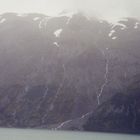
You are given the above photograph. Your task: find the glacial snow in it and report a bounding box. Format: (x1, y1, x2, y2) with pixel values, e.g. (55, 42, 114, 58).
(33, 17, 40, 21)
(53, 42, 59, 47)
(0, 18, 6, 24)
(134, 22, 139, 29)
(54, 29, 63, 37)
(108, 30, 116, 37)
(112, 37, 117, 40)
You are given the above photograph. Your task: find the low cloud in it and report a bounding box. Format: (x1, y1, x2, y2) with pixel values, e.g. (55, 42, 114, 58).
(0, 0, 140, 20)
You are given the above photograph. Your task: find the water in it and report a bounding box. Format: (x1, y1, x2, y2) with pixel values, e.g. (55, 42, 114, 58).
(0, 128, 139, 140)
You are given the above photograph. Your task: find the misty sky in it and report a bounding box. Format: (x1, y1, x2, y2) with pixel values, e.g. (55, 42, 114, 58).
(0, 0, 140, 21)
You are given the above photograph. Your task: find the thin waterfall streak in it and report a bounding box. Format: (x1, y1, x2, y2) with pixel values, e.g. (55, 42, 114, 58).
(97, 49, 109, 105)
(55, 120, 72, 130)
(55, 111, 92, 130)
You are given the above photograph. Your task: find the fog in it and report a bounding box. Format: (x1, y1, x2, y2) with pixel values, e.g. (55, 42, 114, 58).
(0, 0, 140, 21)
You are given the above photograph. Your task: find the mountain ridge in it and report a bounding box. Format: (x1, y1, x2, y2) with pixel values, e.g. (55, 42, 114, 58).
(0, 12, 139, 134)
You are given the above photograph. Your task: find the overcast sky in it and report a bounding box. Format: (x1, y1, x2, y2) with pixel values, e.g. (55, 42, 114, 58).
(0, 0, 140, 21)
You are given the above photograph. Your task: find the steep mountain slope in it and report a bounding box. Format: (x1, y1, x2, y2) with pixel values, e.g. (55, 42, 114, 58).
(60, 90, 140, 134)
(83, 90, 140, 134)
(0, 12, 139, 133)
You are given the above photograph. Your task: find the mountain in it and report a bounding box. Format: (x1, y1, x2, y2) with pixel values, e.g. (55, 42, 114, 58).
(0, 12, 139, 133)
(59, 90, 140, 134)
(83, 91, 140, 134)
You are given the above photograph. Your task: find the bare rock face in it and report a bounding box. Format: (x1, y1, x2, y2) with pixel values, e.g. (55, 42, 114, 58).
(61, 91, 140, 134)
(83, 91, 140, 134)
(0, 12, 140, 133)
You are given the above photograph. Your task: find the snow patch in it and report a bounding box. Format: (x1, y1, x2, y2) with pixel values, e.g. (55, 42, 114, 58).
(54, 29, 63, 37)
(39, 17, 51, 29)
(53, 42, 60, 47)
(63, 12, 74, 24)
(108, 30, 115, 37)
(0, 18, 6, 24)
(66, 16, 73, 24)
(112, 37, 117, 40)
(134, 22, 139, 29)
(111, 22, 127, 30)
(33, 17, 40, 21)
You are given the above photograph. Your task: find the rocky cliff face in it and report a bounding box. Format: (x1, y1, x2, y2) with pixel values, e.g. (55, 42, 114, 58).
(83, 91, 140, 134)
(0, 12, 140, 133)
(60, 91, 140, 134)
